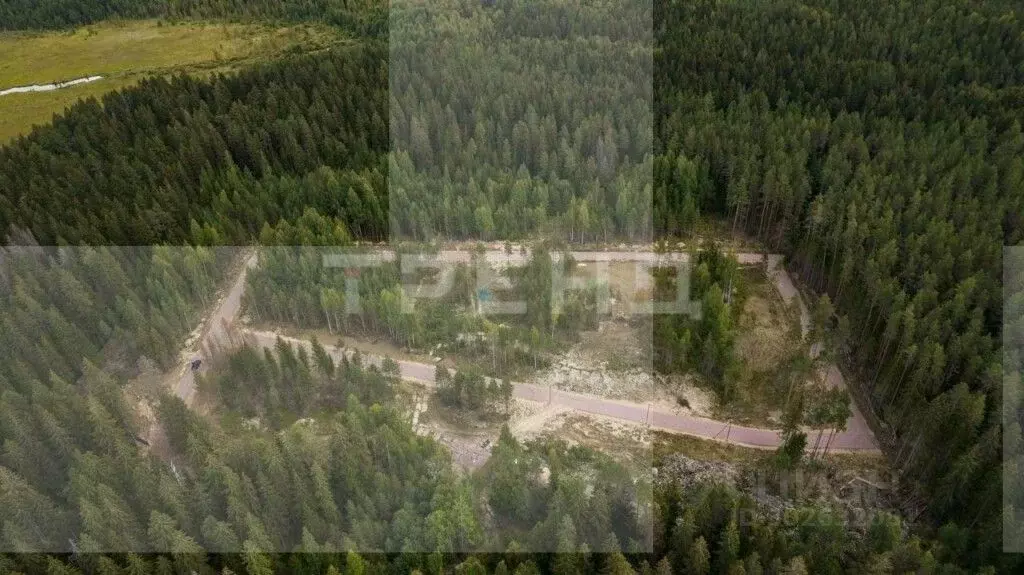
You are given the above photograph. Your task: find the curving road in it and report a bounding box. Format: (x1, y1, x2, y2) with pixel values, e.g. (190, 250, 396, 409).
(765, 255, 877, 450)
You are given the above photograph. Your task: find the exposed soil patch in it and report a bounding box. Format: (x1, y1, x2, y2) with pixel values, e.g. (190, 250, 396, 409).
(658, 453, 740, 489)
(268, 325, 426, 362)
(656, 437, 898, 530)
(533, 320, 655, 400)
(571, 259, 651, 317)
(511, 407, 651, 467)
(577, 319, 650, 370)
(508, 401, 570, 441)
(651, 373, 715, 417)
(414, 402, 495, 472)
(544, 412, 652, 465)
(412, 388, 539, 472)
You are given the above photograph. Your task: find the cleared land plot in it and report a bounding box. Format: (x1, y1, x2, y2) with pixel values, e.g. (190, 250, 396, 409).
(0, 20, 346, 141)
(654, 431, 896, 515)
(568, 259, 652, 317)
(735, 266, 802, 371)
(714, 265, 809, 427)
(412, 388, 530, 472)
(536, 410, 651, 466)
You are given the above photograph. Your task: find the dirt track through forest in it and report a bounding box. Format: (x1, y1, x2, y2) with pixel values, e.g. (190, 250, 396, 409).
(167, 248, 879, 453)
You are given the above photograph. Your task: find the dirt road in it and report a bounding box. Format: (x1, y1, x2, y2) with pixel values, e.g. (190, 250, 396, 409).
(766, 255, 876, 449)
(168, 246, 876, 452)
(243, 330, 878, 452)
(347, 247, 766, 267)
(171, 252, 257, 406)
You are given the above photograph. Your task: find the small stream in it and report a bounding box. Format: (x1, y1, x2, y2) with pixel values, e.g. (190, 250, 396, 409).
(0, 75, 104, 97)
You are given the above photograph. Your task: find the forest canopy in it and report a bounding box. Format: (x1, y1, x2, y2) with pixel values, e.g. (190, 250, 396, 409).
(0, 0, 387, 33)
(0, 0, 1021, 572)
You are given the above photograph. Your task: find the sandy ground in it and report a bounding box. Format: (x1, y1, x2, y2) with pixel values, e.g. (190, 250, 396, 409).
(414, 389, 655, 472)
(414, 420, 493, 472)
(529, 319, 715, 419)
(651, 373, 715, 417)
(508, 401, 571, 440)
(532, 320, 655, 399)
(410, 393, 545, 472)
(519, 407, 653, 465)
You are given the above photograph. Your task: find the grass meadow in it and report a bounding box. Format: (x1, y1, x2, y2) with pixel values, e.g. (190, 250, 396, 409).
(0, 19, 346, 142)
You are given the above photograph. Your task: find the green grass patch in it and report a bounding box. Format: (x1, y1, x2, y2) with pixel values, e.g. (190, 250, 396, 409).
(654, 430, 888, 476)
(653, 430, 769, 467)
(0, 19, 348, 142)
(716, 265, 808, 426)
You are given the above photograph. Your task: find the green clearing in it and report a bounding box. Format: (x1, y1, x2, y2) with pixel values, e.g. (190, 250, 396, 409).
(0, 19, 346, 142)
(714, 265, 809, 427)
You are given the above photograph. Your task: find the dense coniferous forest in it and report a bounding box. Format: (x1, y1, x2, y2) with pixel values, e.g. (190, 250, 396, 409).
(655, 0, 1024, 568)
(1006, 247, 1024, 559)
(0, 0, 1021, 572)
(0, 0, 386, 33)
(652, 246, 743, 401)
(0, 45, 388, 245)
(388, 0, 654, 241)
(2, 333, 654, 556)
(0, 246, 225, 383)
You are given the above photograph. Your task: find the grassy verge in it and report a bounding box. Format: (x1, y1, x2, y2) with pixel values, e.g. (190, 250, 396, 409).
(654, 430, 768, 466)
(654, 430, 888, 475)
(0, 19, 347, 142)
